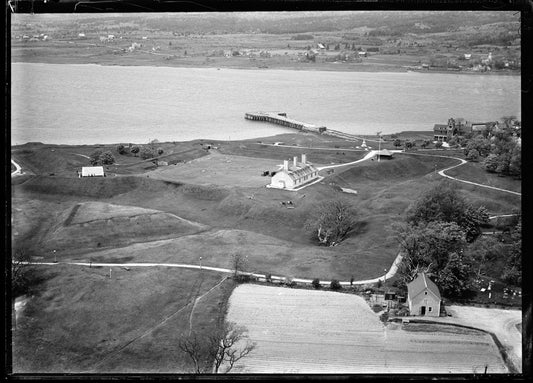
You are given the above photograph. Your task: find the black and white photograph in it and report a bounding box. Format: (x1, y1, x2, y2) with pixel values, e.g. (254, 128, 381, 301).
(7, 3, 527, 377)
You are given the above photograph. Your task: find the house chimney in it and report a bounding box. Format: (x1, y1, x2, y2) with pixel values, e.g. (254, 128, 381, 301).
(293, 156, 298, 168)
(283, 160, 289, 172)
(301, 154, 307, 165)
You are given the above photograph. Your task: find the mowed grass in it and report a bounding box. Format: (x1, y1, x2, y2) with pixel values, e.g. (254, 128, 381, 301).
(12, 265, 236, 373)
(444, 160, 521, 193)
(226, 284, 508, 373)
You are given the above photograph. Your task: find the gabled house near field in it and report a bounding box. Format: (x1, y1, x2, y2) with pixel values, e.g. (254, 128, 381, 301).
(80, 166, 105, 177)
(407, 272, 441, 317)
(270, 154, 319, 190)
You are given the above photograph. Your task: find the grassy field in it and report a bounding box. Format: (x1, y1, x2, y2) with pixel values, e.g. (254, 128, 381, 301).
(12, 265, 237, 373)
(225, 284, 508, 373)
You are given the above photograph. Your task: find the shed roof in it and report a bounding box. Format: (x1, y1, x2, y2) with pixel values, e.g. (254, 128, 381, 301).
(407, 272, 441, 300)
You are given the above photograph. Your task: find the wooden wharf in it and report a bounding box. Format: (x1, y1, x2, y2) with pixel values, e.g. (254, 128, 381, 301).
(245, 112, 327, 134)
(245, 112, 362, 142)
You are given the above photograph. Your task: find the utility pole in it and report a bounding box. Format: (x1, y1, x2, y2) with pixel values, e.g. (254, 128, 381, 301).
(377, 131, 382, 162)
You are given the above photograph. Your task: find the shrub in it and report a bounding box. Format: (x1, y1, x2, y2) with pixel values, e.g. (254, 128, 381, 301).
(234, 274, 251, 283)
(311, 278, 321, 289)
(265, 273, 272, 283)
(379, 311, 389, 323)
(435, 141, 443, 149)
(116, 144, 127, 155)
(330, 279, 342, 290)
(372, 304, 383, 313)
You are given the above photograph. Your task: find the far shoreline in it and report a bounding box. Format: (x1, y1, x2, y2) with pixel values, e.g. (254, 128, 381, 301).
(10, 59, 521, 77)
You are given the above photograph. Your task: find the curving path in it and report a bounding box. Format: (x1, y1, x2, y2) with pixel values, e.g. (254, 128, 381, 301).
(11, 159, 23, 176)
(399, 152, 521, 196)
(21, 251, 403, 288)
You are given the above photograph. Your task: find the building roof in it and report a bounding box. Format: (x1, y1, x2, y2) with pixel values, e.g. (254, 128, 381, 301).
(407, 272, 441, 300)
(375, 149, 393, 157)
(81, 166, 104, 176)
(288, 164, 318, 181)
(433, 124, 448, 132)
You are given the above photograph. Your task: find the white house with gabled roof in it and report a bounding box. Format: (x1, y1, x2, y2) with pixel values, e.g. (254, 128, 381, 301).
(407, 272, 441, 317)
(270, 154, 319, 190)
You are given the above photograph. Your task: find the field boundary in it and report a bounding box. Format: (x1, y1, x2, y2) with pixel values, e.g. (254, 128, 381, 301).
(390, 318, 518, 373)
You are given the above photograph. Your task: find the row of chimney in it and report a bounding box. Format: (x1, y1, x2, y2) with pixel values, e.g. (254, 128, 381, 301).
(283, 153, 307, 171)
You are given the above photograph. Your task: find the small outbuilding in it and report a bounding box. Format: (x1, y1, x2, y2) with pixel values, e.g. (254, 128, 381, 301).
(407, 272, 441, 317)
(374, 149, 393, 159)
(81, 166, 105, 177)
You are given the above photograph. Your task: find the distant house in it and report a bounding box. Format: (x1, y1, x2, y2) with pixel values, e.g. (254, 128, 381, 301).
(464, 53, 472, 60)
(270, 154, 319, 190)
(358, 51, 368, 57)
(107, 34, 115, 40)
(433, 118, 472, 141)
(81, 166, 105, 177)
(78, 33, 86, 38)
(433, 124, 450, 142)
(407, 272, 441, 317)
(317, 43, 325, 50)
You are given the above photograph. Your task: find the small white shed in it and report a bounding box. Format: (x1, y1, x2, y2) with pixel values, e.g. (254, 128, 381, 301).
(81, 166, 105, 177)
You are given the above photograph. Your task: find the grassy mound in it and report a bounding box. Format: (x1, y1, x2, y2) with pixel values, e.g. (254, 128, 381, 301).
(41, 201, 208, 253)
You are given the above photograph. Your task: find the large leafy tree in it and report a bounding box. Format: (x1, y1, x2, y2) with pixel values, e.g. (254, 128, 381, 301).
(305, 200, 358, 246)
(437, 251, 474, 298)
(406, 181, 488, 243)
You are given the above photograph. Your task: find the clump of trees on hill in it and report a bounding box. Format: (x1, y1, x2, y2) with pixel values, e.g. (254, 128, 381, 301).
(458, 117, 521, 179)
(89, 149, 115, 165)
(116, 141, 164, 160)
(305, 200, 358, 247)
(393, 181, 520, 299)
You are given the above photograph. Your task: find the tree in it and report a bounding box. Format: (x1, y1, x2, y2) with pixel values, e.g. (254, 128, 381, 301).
(393, 221, 468, 294)
(140, 146, 156, 160)
(305, 200, 357, 246)
(131, 146, 140, 157)
(483, 154, 499, 173)
(406, 181, 488, 242)
(463, 137, 491, 157)
(330, 279, 342, 290)
(508, 146, 521, 179)
(89, 149, 103, 165)
(231, 253, 247, 278)
(312, 278, 321, 289)
(99, 151, 115, 165)
(404, 140, 414, 150)
(437, 251, 474, 298)
(466, 236, 504, 279)
(157, 147, 164, 155)
(420, 140, 431, 149)
(435, 141, 443, 149)
(502, 215, 521, 285)
(465, 149, 479, 162)
(179, 321, 256, 373)
(393, 138, 402, 147)
(116, 144, 127, 155)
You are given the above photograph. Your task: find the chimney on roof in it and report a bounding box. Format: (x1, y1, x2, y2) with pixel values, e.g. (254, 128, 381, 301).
(283, 160, 289, 172)
(293, 156, 298, 168)
(301, 154, 307, 165)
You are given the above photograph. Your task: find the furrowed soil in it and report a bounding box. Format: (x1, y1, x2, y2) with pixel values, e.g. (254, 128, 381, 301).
(225, 284, 508, 374)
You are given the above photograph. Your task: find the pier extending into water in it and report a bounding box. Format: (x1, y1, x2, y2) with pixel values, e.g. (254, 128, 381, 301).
(245, 112, 361, 142)
(245, 112, 327, 134)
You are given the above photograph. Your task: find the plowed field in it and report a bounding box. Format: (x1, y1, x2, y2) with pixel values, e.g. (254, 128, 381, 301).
(225, 285, 508, 374)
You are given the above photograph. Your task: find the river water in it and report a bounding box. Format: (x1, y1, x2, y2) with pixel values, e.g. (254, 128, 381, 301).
(11, 63, 520, 145)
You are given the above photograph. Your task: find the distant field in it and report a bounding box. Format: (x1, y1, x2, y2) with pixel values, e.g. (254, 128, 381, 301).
(226, 284, 508, 373)
(444, 161, 521, 193)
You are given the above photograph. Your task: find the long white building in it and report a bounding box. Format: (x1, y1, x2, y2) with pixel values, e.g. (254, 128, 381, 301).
(270, 154, 319, 190)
